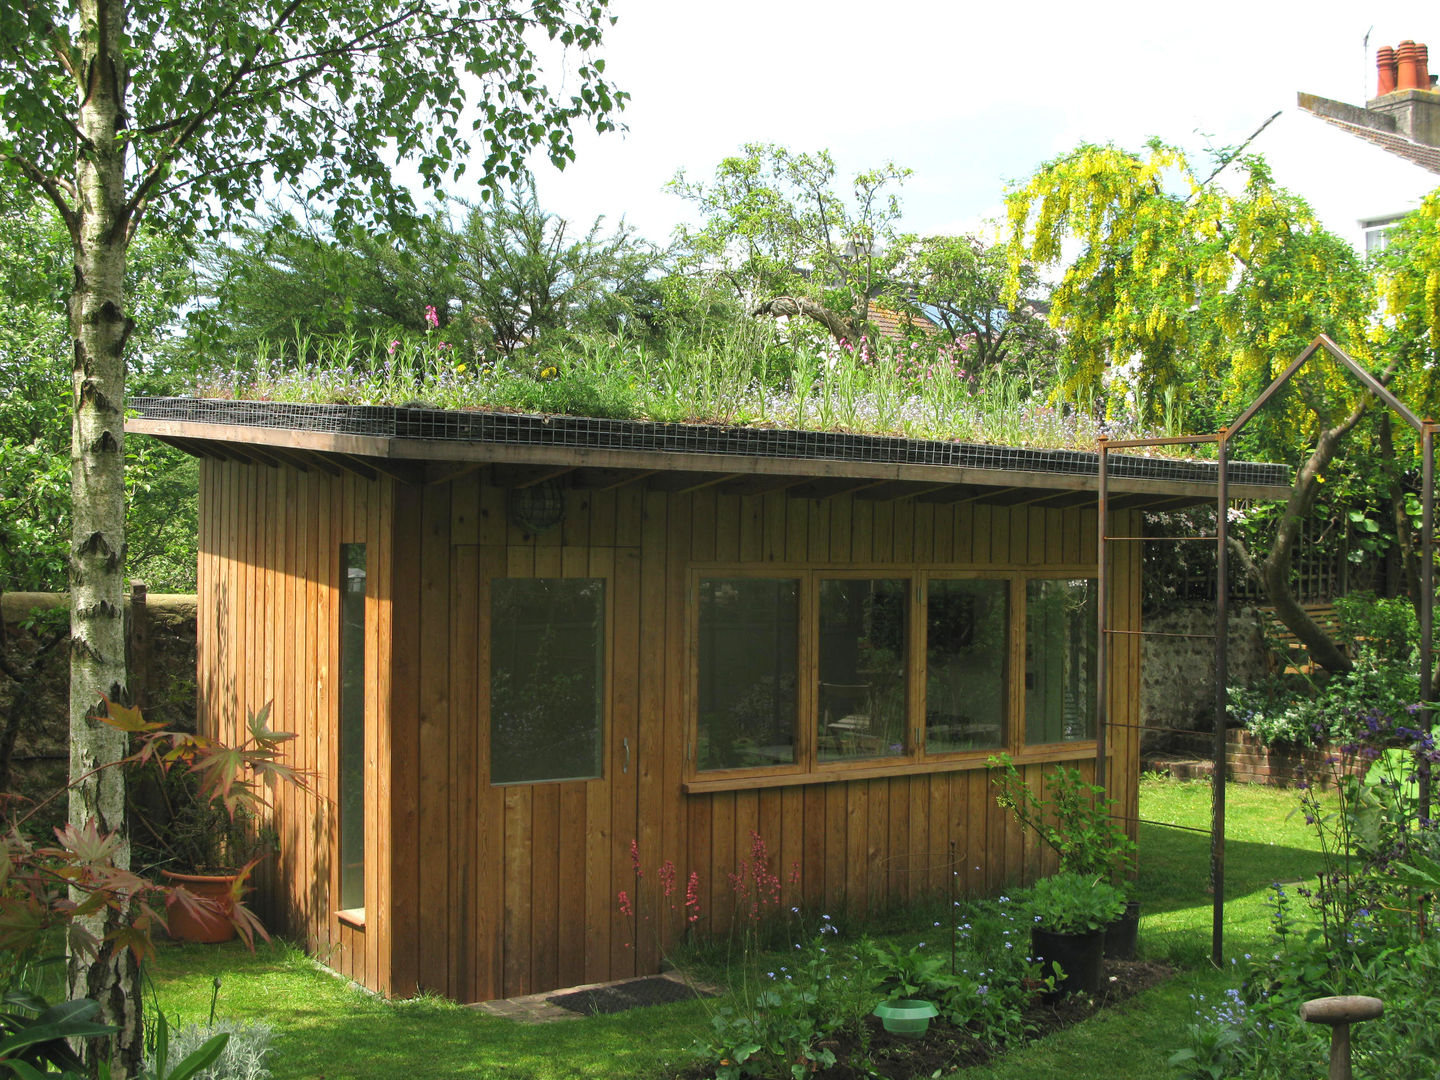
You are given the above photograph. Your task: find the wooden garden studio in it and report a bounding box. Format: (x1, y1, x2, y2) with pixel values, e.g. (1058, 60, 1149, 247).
(127, 398, 1291, 1003)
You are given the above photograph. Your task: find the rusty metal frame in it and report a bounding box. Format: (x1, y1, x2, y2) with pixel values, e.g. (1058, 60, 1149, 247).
(1097, 334, 1436, 968)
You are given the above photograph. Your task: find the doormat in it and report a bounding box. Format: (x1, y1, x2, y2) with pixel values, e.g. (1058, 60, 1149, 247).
(547, 975, 714, 1015)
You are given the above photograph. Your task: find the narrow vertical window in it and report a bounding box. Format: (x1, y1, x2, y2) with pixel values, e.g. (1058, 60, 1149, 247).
(697, 578, 798, 771)
(925, 579, 1009, 752)
(818, 578, 907, 762)
(1025, 579, 1098, 744)
(338, 543, 366, 913)
(490, 578, 605, 784)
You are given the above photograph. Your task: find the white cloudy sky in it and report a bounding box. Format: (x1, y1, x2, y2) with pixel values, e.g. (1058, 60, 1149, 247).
(453, 1, 1440, 250)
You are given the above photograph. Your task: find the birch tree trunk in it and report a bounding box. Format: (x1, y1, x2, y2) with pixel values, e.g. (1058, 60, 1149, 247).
(67, 0, 141, 1074)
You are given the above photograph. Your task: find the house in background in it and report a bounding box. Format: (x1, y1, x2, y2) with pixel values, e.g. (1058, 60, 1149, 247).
(129, 398, 1290, 1003)
(1288, 38, 1440, 251)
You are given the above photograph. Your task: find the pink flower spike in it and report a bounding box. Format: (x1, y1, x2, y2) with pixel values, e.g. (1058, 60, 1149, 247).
(424, 304, 439, 329)
(618, 889, 632, 918)
(387, 340, 399, 354)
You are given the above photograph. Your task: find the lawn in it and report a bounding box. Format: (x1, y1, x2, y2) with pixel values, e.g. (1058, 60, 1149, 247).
(147, 778, 1329, 1080)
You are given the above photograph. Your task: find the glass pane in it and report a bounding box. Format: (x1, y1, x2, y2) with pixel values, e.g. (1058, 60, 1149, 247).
(338, 543, 366, 911)
(491, 578, 605, 784)
(925, 579, 1008, 753)
(697, 579, 798, 771)
(1026, 579, 1098, 744)
(818, 579, 907, 762)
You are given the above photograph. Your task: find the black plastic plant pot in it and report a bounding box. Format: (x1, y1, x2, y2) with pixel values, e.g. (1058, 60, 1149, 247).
(1031, 927, 1106, 995)
(1103, 900, 1141, 961)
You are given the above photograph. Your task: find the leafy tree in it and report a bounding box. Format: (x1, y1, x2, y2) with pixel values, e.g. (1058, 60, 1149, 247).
(669, 144, 910, 343)
(0, 194, 196, 595)
(1006, 141, 1393, 671)
(0, 1, 623, 1071)
(886, 233, 1061, 390)
(195, 184, 665, 367)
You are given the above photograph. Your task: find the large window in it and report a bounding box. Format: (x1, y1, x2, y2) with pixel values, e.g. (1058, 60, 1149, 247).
(693, 569, 1100, 779)
(490, 578, 605, 784)
(697, 578, 798, 770)
(926, 579, 1008, 753)
(338, 543, 366, 913)
(1025, 579, 1098, 744)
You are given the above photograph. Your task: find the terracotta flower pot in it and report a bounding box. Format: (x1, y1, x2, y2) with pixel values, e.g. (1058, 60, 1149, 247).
(162, 870, 239, 944)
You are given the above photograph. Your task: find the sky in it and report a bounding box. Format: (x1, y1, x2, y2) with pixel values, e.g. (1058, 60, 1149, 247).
(458, 1, 1440, 251)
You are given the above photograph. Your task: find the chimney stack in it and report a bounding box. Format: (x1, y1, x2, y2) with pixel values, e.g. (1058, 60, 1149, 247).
(1368, 39, 1440, 145)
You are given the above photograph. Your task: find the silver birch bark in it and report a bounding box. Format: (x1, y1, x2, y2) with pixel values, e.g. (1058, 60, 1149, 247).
(67, 0, 141, 1074)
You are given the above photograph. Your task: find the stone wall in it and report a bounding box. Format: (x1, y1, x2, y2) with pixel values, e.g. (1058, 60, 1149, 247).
(1, 590, 197, 828)
(1140, 604, 1270, 743)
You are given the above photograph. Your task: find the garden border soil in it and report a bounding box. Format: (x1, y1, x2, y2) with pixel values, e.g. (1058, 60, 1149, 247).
(671, 959, 1173, 1080)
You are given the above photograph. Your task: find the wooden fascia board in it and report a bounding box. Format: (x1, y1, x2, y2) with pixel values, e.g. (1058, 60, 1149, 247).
(125, 417, 1293, 504)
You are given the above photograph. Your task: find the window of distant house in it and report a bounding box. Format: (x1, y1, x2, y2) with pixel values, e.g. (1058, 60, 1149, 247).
(696, 577, 799, 771)
(338, 543, 367, 914)
(1362, 214, 1405, 256)
(490, 578, 605, 785)
(1025, 579, 1098, 744)
(925, 578, 1009, 754)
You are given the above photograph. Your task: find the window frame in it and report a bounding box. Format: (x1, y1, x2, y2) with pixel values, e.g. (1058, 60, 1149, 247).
(685, 564, 1101, 792)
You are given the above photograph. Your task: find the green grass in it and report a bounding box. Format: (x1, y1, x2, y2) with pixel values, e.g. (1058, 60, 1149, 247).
(146, 778, 1331, 1079)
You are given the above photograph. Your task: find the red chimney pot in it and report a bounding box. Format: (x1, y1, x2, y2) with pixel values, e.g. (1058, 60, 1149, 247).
(1419, 44, 1431, 92)
(1398, 40, 1422, 91)
(1377, 45, 1398, 95)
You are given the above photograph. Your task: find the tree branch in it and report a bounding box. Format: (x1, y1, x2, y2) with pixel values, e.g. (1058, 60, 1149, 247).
(0, 150, 78, 236)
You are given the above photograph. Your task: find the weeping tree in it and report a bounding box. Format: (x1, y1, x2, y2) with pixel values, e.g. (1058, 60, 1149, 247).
(0, 1, 623, 1072)
(1004, 141, 1419, 673)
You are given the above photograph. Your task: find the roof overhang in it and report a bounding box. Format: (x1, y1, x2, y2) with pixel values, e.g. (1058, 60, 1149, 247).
(127, 398, 1294, 510)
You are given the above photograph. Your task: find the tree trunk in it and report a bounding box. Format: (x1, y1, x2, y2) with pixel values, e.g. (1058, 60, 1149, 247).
(751, 295, 859, 344)
(1256, 398, 1378, 676)
(1378, 414, 1422, 608)
(68, 1, 141, 1074)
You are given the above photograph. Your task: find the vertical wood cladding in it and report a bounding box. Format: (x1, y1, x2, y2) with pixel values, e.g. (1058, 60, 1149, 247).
(198, 461, 1141, 1002)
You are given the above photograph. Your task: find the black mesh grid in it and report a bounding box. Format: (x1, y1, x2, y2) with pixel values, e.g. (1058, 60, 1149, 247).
(129, 397, 1291, 488)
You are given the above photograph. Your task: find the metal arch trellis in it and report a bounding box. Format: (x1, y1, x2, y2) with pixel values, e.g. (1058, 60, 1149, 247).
(1096, 334, 1437, 968)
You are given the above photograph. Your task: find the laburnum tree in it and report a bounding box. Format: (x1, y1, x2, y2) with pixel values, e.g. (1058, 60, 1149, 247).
(1004, 140, 1418, 672)
(0, 1, 623, 1072)
(669, 144, 910, 343)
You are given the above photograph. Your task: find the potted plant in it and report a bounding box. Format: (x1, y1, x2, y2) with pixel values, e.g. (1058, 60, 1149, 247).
(1027, 872, 1125, 995)
(128, 705, 283, 943)
(988, 754, 1141, 958)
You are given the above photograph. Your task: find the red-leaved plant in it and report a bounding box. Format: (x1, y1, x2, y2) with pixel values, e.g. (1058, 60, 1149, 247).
(0, 695, 308, 973)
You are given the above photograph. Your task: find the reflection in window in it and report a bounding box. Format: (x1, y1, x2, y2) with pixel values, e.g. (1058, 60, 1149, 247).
(490, 578, 605, 784)
(818, 579, 907, 762)
(1026, 579, 1098, 744)
(697, 579, 798, 771)
(925, 579, 1008, 753)
(338, 544, 366, 911)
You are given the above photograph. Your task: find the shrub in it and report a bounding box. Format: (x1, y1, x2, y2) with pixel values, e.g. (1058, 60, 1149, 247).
(159, 1019, 275, 1080)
